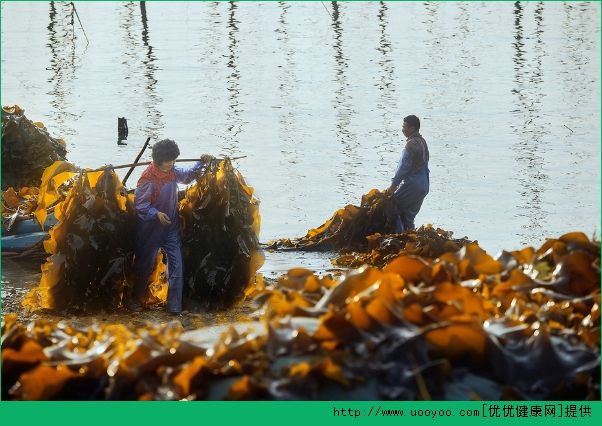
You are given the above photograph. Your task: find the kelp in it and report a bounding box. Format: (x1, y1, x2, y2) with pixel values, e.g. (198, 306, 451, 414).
(180, 158, 264, 309)
(2, 186, 39, 231)
(2, 186, 38, 215)
(333, 225, 474, 268)
(21, 158, 263, 313)
(1, 161, 77, 234)
(34, 160, 78, 226)
(22, 169, 136, 312)
(270, 189, 399, 251)
(2, 105, 67, 190)
(5, 232, 599, 400)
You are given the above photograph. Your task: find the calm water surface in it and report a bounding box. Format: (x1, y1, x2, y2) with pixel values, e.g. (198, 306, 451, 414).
(2, 2, 600, 282)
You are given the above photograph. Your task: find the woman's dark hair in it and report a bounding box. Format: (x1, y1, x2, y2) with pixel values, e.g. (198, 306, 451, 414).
(152, 139, 180, 164)
(403, 115, 420, 131)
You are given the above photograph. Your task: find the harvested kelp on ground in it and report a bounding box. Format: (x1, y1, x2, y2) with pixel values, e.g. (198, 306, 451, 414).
(22, 169, 136, 313)
(333, 225, 474, 268)
(5, 232, 599, 400)
(2, 105, 67, 190)
(180, 158, 264, 309)
(269, 189, 400, 251)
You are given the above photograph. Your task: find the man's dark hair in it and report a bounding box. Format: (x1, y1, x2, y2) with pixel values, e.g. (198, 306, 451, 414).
(152, 139, 180, 164)
(404, 115, 420, 131)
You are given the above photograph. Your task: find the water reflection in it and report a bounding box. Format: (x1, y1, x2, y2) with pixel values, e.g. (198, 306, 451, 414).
(139, 1, 163, 141)
(1, 1, 599, 259)
(373, 1, 399, 175)
(452, 2, 478, 110)
(224, 1, 243, 156)
(331, 1, 359, 198)
(560, 2, 598, 153)
(46, 1, 82, 140)
(421, 2, 449, 110)
(200, 2, 225, 147)
(510, 1, 550, 246)
(118, 2, 163, 142)
(275, 2, 305, 216)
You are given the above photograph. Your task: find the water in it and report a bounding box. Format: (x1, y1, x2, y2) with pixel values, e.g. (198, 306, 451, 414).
(2, 1, 600, 262)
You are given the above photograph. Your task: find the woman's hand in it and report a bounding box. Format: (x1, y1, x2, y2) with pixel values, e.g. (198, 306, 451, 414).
(157, 212, 172, 226)
(200, 154, 215, 164)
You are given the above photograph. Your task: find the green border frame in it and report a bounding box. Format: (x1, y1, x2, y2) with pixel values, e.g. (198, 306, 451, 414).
(0, 1, 600, 425)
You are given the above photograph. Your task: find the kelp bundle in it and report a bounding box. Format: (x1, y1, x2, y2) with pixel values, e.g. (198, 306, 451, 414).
(180, 158, 264, 309)
(22, 169, 136, 312)
(5, 232, 599, 400)
(2, 105, 67, 190)
(270, 189, 399, 251)
(333, 225, 474, 268)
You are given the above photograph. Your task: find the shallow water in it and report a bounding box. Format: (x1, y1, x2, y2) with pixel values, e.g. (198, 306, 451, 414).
(1, 256, 258, 328)
(1, 1, 600, 267)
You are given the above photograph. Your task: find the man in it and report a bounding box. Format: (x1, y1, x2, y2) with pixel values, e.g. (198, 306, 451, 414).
(386, 115, 430, 232)
(128, 139, 213, 314)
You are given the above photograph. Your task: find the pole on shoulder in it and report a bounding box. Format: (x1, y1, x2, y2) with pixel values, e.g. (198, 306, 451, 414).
(90, 156, 247, 173)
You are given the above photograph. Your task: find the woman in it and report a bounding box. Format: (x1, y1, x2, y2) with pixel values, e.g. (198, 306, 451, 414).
(128, 138, 213, 314)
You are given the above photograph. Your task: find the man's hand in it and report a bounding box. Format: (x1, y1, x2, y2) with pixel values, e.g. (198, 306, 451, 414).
(200, 154, 215, 164)
(157, 212, 172, 226)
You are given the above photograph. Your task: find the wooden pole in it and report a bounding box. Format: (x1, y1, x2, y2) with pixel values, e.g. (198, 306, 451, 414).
(122, 137, 151, 186)
(89, 156, 246, 172)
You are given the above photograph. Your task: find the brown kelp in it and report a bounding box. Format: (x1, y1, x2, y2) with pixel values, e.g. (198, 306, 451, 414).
(270, 189, 400, 251)
(2, 105, 67, 190)
(179, 158, 264, 309)
(333, 225, 474, 268)
(2, 186, 39, 231)
(21, 158, 264, 313)
(22, 169, 136, 312)
(33, 160, 79, 226)
(5, 232, 599, 400)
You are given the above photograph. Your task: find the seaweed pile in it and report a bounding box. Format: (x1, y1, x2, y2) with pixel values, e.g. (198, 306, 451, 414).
(2, 105, 67, 190)
(270, 189, 399, 251)
(5, 232, 599, 400)
(21, 158, 263, 313)
(180, 158, 264, 309)
(333, 225, 474, 268)
(22, 169, 136, 312)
